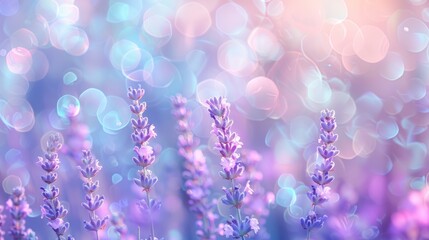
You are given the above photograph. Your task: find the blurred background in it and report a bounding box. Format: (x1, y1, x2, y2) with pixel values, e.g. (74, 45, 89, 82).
(0, 0, 429, 239)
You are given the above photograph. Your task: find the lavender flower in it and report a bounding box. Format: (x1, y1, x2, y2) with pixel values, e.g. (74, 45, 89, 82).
(172, 95, 218, 240)
(128, 86, 160, 240)
(301, 109, 339, 239)
(206, 97, 259, 239)
(110, 212, 127, 237)
(239, 150, 271, 239)
(38, 133, 74, 240)
(0, 205, 5, 240)
(6, 186, 37, 240)
(79, 150, 108, 239)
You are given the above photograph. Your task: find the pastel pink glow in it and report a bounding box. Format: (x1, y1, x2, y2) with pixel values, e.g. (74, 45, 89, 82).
(6, 47, 33, 74)
(175, 2, 211, 38)
(245, 76, 279, 111)
(329, 20, 360, 56)
(247, 27, 282, 60)
(301, 32, 332, 62)
(217, 40, 257, 76)
(353, 25, 390, 63)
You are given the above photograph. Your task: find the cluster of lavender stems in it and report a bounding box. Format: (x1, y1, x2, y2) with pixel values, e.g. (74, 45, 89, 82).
(79, 150, 108, 239)
(6, 186, 37, 240)
(171, 95, 217, 240)
(206, 97, 259, 239)
(301, 109, 339, 239)
(128, 86, 160, 240)
(0, 205, 5, 240)
(38, 133, 74, 240)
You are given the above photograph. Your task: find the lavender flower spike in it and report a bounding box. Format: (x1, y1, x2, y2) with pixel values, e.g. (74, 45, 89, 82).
(172, 95, 218, 240)
(301, 109, 339, 239)
(79, 150, 108, 240)
(128, 86, 160, 240)
(110, 212, 127, 237)
(38, 133, 74, 240)
(206, 97, 259, 240)
(6, 186, 37, 240)
(0, 205, 5, 240)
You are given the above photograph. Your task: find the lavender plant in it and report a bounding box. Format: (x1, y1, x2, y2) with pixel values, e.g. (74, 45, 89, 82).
(128, 86, 161, 240)
(38, 133, 74, 240)
(172, 95, 218, 239)
(301, 109, 339, 239)
(78, 150, 108, 239)
(206, 97, 259, 239)
(0, 205, 5, 240)
(110, 212, 127, 237)
(6, 186, 37, 240)
(239, 150, 270, 239)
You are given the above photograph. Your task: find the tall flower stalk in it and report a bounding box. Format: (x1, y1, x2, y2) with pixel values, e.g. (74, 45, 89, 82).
(79, 150, 108, 240)
(6, 186, 37, 240)
(110, 212, 127, 238)
(38, 133, 74, 240)
(206, 97, 259, 239)
(239, 150, 270, 239)
(0, 205, 6, 240)
(301, 109, 339, 239)
(128, 86, 160, 240)
(172, 95, 217, 239)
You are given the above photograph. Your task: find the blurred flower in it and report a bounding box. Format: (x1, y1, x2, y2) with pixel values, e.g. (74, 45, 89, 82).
(79, 150, 108, 238)
(391, 186, 429, 239)
(301, 109, 339, 238)
(239, 150, 271, 239)
(172, 95, 218, 240)
(6, 186, 37, 240)
(222, 216, 259, 239)
(0, 205, 5, 240)
(128, 86, 160, 240)
(110, 212, 127, 237)
(38, 133, 74, 239)
(206, 97, 258, 239)
(61, 115, 91, 163)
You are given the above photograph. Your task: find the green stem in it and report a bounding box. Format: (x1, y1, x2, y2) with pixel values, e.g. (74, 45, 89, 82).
(307, 230, 311, 240)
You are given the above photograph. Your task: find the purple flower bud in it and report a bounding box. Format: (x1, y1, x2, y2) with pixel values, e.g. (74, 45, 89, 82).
(83, 181, 99, 194)
(130, 102, 146, 115)
(224, 216, 254, 239)
(84, 216, 108, 231)
(134, 170, 158, 192)
(138, 198, 161, 212)
(300, 211, 327, 231)
(317, 145, 339, 159)
(131, 117, 148, 129)
(41, 172, 58, 184)
(40, 186, 60, 200)
(82, 195, 104, 212)
(127, 87, 145, 101)
(222, 186, 246, 208)
(219, 163, 245, 180)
